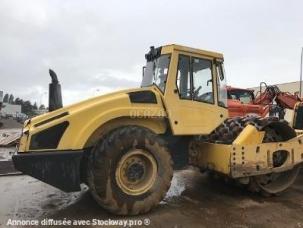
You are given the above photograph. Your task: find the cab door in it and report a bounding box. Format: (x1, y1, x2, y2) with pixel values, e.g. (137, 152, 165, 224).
(163, 52, 227, 135)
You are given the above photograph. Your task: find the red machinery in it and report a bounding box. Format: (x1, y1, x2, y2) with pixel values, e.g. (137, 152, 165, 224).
(227, 82, 302, 118)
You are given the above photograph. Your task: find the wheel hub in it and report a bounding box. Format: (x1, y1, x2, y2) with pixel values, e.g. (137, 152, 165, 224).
(126, 163, 145, 182)
(115, 149, 157, 195)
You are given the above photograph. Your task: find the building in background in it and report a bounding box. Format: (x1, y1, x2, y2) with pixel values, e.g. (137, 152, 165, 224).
(250, 81, 301, 95)
(0, 103, 22, 118)
(249, 81, 302, 122)
(34, 108, 48, 115)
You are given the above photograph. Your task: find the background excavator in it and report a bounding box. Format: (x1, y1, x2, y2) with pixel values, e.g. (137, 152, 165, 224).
(227, 82, 302, 119)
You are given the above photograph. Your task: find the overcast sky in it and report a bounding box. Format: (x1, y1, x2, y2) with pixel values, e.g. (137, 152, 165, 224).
(1, 0, 303, 106)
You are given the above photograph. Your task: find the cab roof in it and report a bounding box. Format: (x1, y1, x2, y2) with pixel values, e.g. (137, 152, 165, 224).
(161, 44, 224, 59)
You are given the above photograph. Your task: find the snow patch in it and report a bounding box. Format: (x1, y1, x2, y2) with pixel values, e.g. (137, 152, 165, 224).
(165, 173, 186, 199)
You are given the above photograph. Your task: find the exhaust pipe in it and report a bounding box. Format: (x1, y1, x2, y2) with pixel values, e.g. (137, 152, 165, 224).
(48, 69, 63, 112)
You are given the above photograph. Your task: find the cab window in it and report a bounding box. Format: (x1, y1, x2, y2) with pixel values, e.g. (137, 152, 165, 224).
(141, 55, 171, 93)
(239, 92, 253, 104)
(228, 90, 253, 104)
(176, 55, 214, 104)
(192, 58, 214, 104)
(176, 55, 191, 99)
(216, 61, 227, 107)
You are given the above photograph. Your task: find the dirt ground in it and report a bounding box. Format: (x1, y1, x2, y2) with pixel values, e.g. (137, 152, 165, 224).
(1, 168, 303, 228)
(0, 147, 17, 174)
(0, 118, 23, 129)
(0, 119, 302, 227)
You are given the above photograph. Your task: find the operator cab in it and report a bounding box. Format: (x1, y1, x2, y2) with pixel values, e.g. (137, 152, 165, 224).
(227, 87, 255, 104)
(141, 45, 228, 135)
(141, 46, 227, 107)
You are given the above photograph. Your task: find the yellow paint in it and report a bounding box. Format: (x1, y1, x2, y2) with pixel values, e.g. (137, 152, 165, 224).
(19, 87, 167, 152)
(162, 45, 228, 135)
(17, 43, 303, 182)
(233, 125, 265, 145)
(191, 142, 231, 174)
(190, 129, 303, 178)
(115, 149, 157, 195)
(19, 44, 228, 152)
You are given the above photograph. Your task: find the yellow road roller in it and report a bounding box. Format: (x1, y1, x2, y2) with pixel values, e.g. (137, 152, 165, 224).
(13, 44, 303, 215)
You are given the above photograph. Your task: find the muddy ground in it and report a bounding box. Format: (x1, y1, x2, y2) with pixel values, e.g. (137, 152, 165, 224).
(0, 118, 23, 129)
(0, 118, 302, 227)
(0, 147, 18, 174)
(1, 167, 303, 228)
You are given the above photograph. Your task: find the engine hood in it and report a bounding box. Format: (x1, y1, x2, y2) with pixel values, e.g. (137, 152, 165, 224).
(19, 86, 166, 152)
(30, 87, 159, 125)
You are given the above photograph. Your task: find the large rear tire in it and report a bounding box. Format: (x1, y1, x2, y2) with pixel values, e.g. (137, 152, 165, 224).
(87, 126, 173, 215)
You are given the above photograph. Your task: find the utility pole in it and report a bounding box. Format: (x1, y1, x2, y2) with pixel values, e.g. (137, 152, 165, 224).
(300, 47, 303, 97)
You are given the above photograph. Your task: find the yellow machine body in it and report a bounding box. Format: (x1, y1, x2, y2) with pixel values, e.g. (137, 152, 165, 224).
(18, 44, 228, 153)
(189, 124, 303, 178)
(18, 87, 167, 152)
(13, 44, 303, 196)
